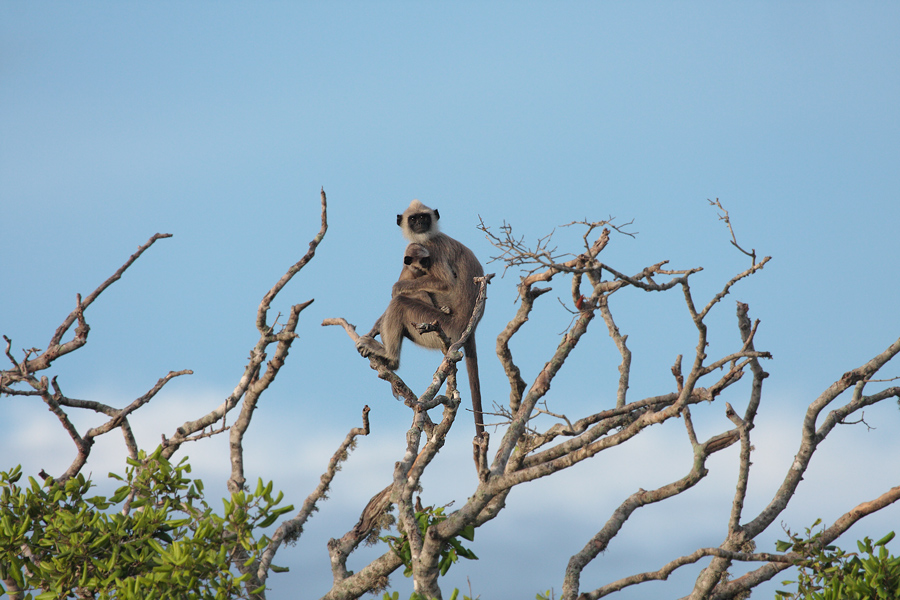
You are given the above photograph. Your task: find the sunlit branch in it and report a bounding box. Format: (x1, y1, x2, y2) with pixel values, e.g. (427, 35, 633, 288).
(258, 406, 371, 583)
(564, 417, 741, 598)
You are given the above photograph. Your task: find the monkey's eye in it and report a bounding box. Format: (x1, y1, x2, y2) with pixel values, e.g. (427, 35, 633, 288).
(420, 258, 432, 268)
(404, 256, 414, 265)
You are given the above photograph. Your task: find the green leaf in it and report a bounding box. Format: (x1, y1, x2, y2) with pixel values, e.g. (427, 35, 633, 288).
(272, 505, 295, 517)
(458, 524, 475, 542)
(258, 514, 279, 529)
(235, 572, 252, 583)
(154, 530, 174, 544)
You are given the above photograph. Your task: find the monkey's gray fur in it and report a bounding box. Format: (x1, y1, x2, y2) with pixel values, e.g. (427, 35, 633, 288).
(356, 199, 486, 436)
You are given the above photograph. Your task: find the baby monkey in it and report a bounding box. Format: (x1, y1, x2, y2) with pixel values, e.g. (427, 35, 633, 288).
(362, 243, 450, 354)
(399, 243, 451, 314)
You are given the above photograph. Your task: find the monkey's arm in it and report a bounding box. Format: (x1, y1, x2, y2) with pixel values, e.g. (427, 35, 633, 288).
(391, 274, 452, 298)
(366, 315, 383, 338)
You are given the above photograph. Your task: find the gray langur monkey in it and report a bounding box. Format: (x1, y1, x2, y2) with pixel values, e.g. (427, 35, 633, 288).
(356, 199, 486, 437)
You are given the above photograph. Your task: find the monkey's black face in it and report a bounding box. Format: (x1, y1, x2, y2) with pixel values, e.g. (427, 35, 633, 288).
(404, 212, 433, 234)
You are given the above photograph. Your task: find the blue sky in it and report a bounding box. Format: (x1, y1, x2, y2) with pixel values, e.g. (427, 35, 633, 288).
(2, 3, 899, 598)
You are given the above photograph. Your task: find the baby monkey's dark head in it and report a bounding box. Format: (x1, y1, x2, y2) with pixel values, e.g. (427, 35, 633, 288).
(403, 243, 432, 276)
(404, 254, 432, 269)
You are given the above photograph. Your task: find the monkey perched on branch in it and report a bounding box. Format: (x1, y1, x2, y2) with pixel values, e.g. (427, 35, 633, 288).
(356, 200, 486, 436)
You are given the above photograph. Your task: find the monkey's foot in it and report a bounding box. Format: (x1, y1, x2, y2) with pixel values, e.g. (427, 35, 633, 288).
(355, 335, 384, 356)
(439, 306, 452, 314)
(356, 336, 400, 370)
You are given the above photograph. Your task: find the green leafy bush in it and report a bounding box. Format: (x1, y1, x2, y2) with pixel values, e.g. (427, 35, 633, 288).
(776, 521, 900, 600)
(0, 450, 292, 599)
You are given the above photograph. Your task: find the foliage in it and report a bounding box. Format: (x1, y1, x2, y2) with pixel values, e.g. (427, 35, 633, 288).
(775, 520, 900, 600)
(0, 450, 293, 600)
(382, 505, 478, 579)
(381, 588, 476, 600)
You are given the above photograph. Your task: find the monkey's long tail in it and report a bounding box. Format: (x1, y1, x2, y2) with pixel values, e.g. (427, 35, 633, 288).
(465, 336, 484, 437)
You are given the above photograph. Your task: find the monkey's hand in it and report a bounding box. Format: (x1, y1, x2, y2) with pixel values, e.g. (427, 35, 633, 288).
(440, 306, 452, 314)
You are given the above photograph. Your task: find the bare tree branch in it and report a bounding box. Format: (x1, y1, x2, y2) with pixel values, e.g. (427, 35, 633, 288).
(1, 233, 185, 482)
(708, 198, 757, 265)
(9, 234, 173, 379)
(564, 412, 742, 598)
(258, 406, 371, 582)
(163, 190, 328, 466)
(741, 335, 900, 542)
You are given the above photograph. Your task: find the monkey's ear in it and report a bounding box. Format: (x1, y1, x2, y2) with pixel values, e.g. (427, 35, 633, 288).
(396, 214, 403, 226)
(433, 209, 440, 221)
